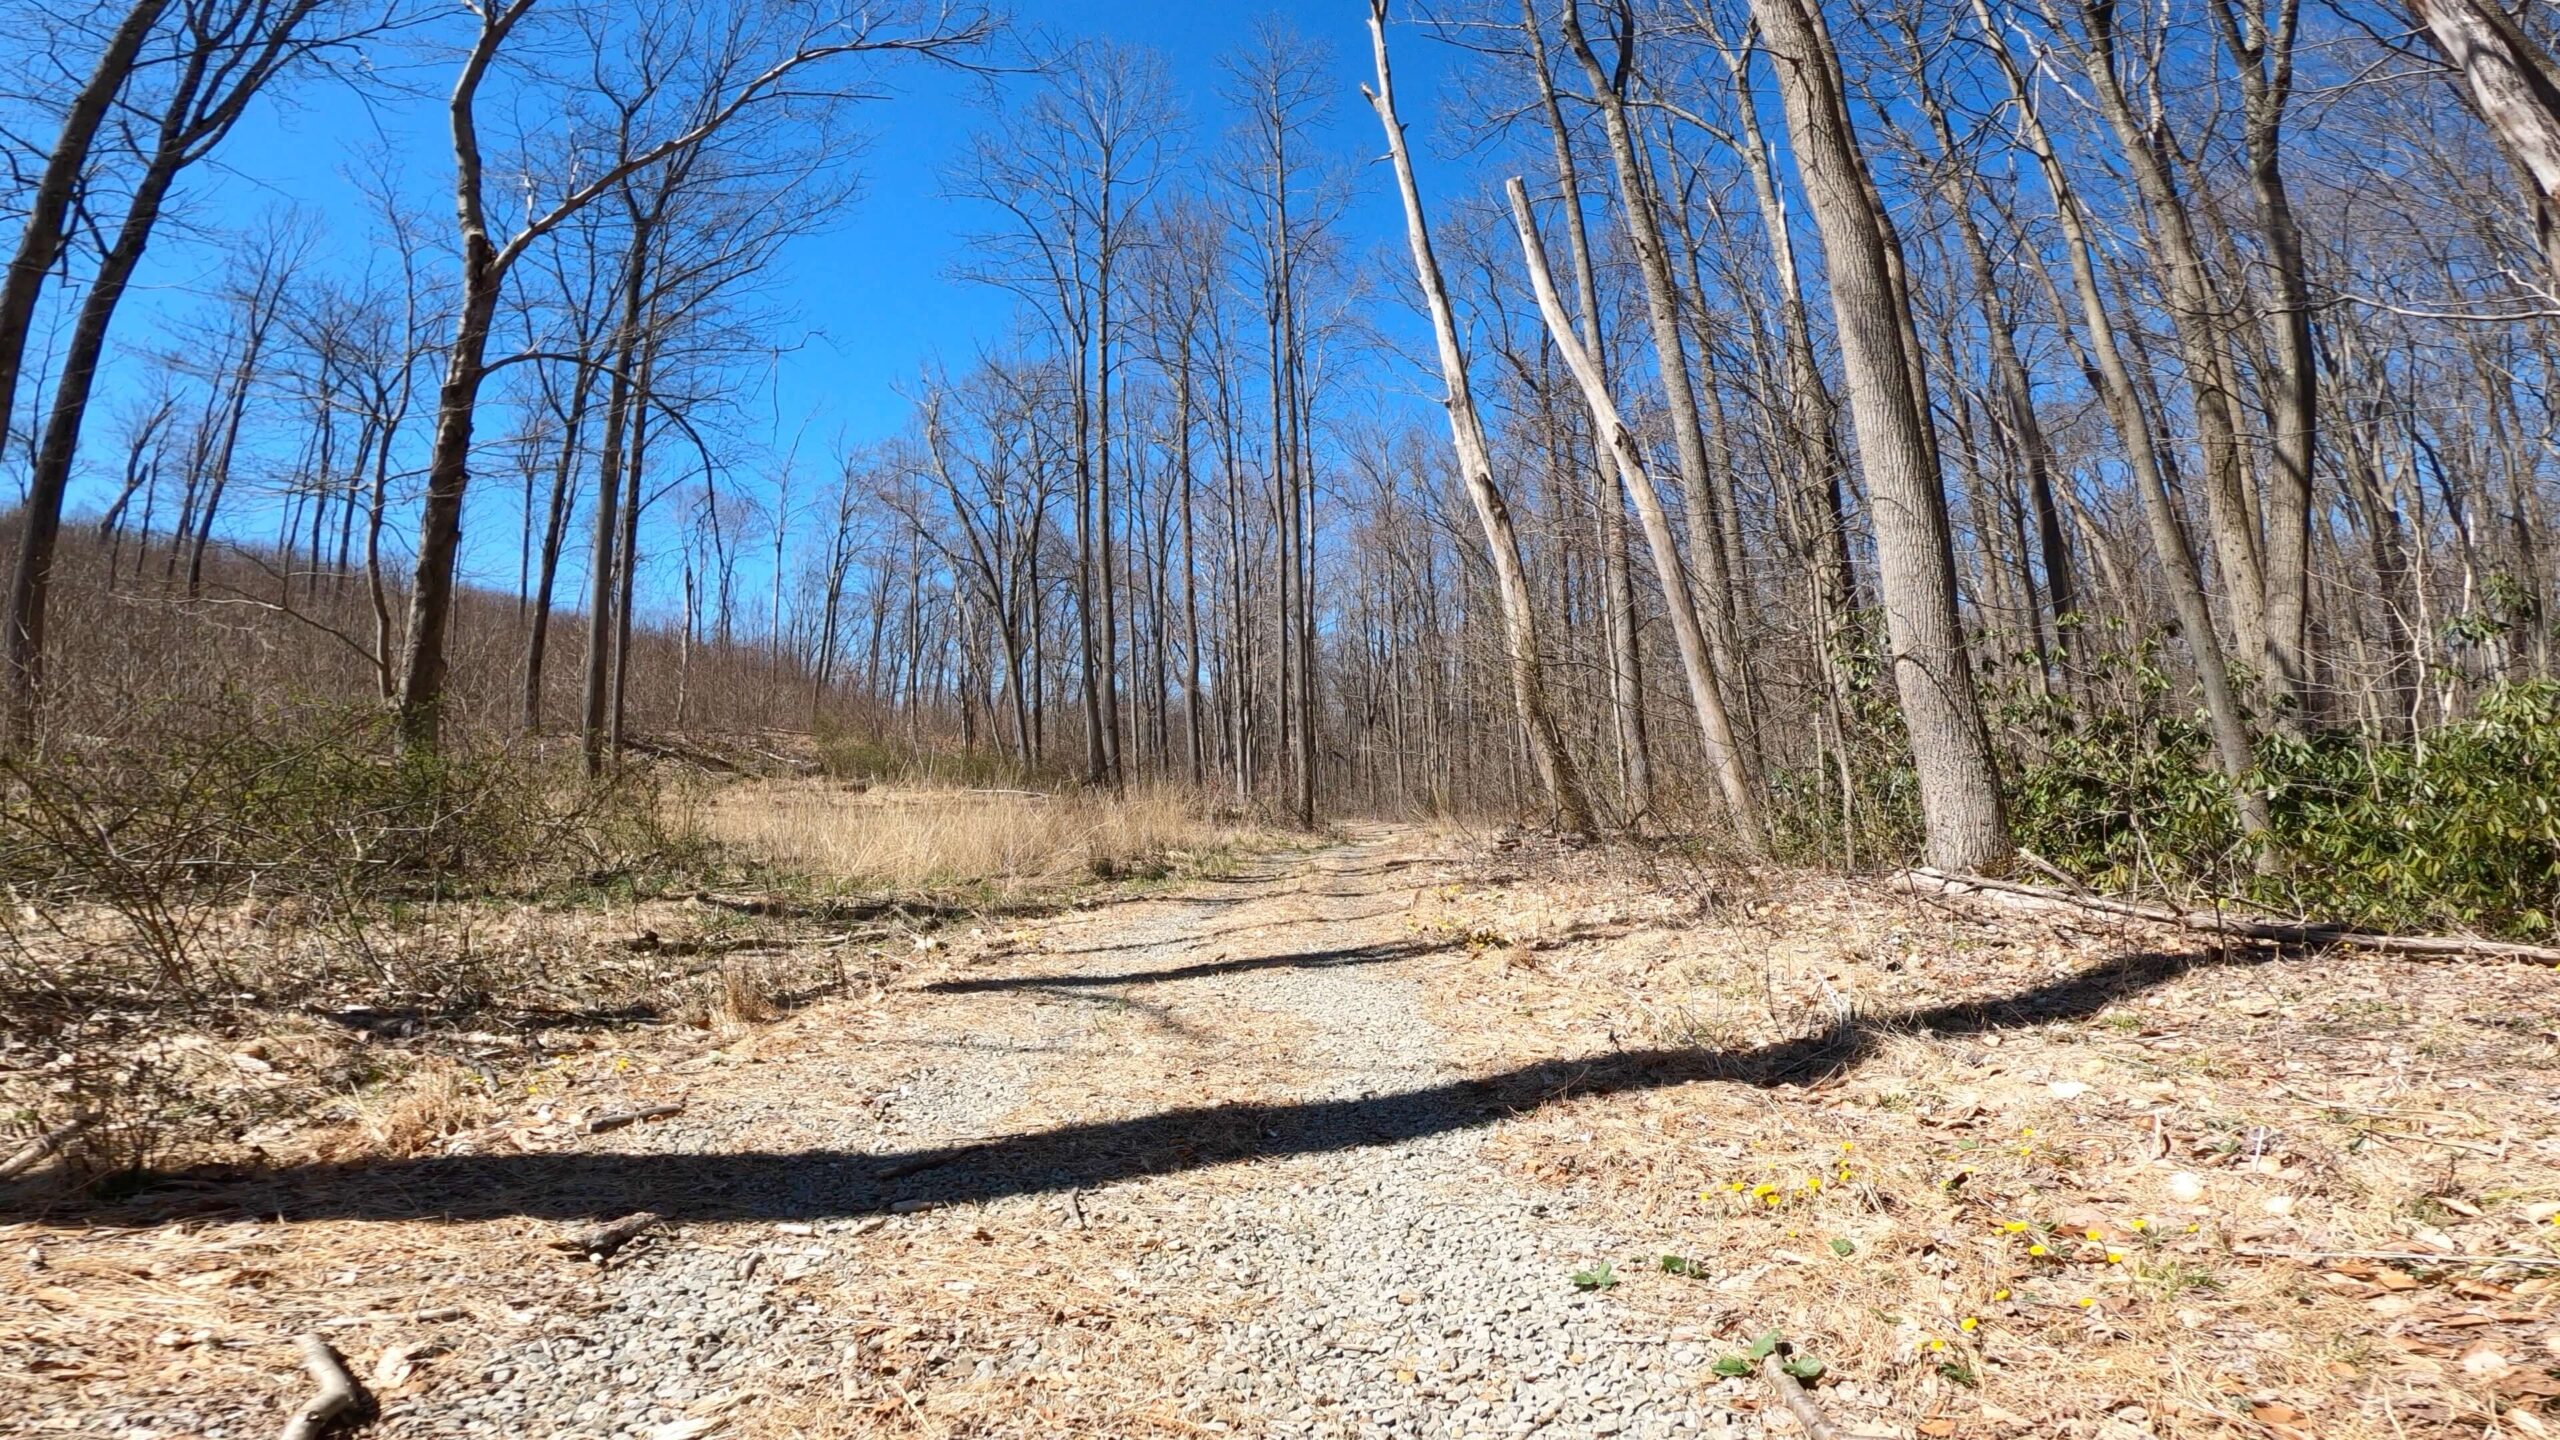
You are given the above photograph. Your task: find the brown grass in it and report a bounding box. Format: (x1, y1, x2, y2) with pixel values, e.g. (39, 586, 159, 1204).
(344, 1057, 501, 1159)
(684, 779, 1269, 896)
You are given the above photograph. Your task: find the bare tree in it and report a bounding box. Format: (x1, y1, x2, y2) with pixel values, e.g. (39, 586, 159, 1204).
(1367, 0, 1596, 839)
(1748, 0, 2010, 871)
(393, 0, 994, 750)
(2, 0, 354, 746)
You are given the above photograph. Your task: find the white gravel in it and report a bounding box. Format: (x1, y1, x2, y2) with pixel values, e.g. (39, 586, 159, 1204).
(360, 837, 1764, 1438)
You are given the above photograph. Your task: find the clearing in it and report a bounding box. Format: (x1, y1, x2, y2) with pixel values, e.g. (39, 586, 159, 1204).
(8, 824, 2560, 1439)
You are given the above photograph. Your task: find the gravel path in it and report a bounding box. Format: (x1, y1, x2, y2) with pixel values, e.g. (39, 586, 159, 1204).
(38, 829, 1764, 1439)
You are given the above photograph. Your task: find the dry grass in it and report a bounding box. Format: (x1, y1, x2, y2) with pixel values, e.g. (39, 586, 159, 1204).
(1410, 839, 2560, 1440)
(685, 778, 1268, 895)
(342, 1056, 501, 1159)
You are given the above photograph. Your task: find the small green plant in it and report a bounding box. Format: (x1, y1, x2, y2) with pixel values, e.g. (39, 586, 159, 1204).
(1659, 1254, 1706, 1277)
(1710, 1330, 1822, 1381)
(1829, 1237, 1856, 1257)
(1570, 1260, 1619, 1292)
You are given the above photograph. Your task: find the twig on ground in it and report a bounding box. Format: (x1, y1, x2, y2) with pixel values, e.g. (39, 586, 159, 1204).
(277, 1333, 363, 1440)
(0, 1115, 91, 1180)
(1897, 868, 2560, 963)
(585, 1103, 684, 1134)
(1758, 1353, 1890, 1440)
(549, 1211, 664, 1259)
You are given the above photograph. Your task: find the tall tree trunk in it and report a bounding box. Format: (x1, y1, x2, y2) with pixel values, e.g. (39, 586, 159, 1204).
(1367, 0, 1597, 839)
(1753, 0, 2010, 871)
(1508, 179, 1766, 851)
(0, 0, 169, 437)
(2208, 0, 2316, 729)
(1526, 0, 1651, 819)
(580, 216, 651, 774)
(523, 358, 596, 733)
(1559, 2, 1752, 729)
(2063, 0, 2272, 698)
(1974, 0, 2273, 849)
(1, 145, 183, 744)
(610, 346, 653, 757)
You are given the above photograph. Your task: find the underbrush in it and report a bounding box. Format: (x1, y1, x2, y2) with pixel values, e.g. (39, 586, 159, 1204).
(0, 708, 1275, 1189)
(0, 700, 718, 1188)
(0, 697, 682, 1000)
(812, 723, 1056, 789)
(2012, 678, 2560, 940)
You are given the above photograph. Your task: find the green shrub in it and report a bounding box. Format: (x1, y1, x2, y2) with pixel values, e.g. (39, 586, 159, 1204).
(2010, 679, 2560, 942)
(2258, 682, 2560, 938)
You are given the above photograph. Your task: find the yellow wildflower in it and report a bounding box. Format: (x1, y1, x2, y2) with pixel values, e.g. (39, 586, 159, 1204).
(2028, 1244, 2049, 1257)
(1959, 1317, 1978, 1333)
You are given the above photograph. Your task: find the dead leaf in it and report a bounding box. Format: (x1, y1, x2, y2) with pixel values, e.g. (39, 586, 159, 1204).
(1919, 1421, 1957, 1437)
(372, 1344, 424, 1389)
(2461, 1344, 2514, 1378)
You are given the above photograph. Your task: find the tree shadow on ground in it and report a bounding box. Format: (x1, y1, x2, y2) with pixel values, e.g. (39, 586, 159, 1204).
(922, 937, 1457, 993)
(8, 945, 2254, 1227)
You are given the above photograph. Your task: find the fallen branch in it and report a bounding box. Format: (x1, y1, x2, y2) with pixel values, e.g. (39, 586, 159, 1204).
(1898, 868, 2560, 964)
(0, 1115, 92, 1180)
(1759, 1353, 1890, 1440)
(584, 1103, 683, 1135)
(277, 1333, 363, 1440)
(549, 1210, 664, 1259)
(2236, 1247, 2560, 1269)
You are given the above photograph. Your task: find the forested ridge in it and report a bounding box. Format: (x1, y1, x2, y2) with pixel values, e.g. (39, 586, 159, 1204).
(2, 0, 2558, 936)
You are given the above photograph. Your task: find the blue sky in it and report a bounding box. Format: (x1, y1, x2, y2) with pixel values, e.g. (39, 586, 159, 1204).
(82, 0, 1484, 604)
(182, 1, 1468, 449)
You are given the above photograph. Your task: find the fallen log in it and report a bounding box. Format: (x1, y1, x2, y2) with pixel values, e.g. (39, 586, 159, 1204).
(550, 1210, 664, 1259)
(1897, 868, 2560, 964)
(584, 1103, 683, 1135)
(277, 1333, 364, 1440)
(0, 1116, 92, 1180)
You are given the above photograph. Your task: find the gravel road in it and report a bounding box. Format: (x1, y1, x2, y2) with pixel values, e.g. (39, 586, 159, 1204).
(60, 830, 1772, 1439)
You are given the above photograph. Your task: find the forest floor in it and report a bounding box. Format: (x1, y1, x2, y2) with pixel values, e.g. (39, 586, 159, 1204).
(7, 823, 2560, 1439)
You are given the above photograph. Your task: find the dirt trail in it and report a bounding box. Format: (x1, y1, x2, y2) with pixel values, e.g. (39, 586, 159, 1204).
(13, 825, 1764, 1440)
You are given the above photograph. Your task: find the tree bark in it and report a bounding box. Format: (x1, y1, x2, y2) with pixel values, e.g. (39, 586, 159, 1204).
(1367, 0, 1597, 840)
(1507, 178, 1766, 851)
(2409, 0, 2560, 289)
(1751, 0, 2010, 871)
